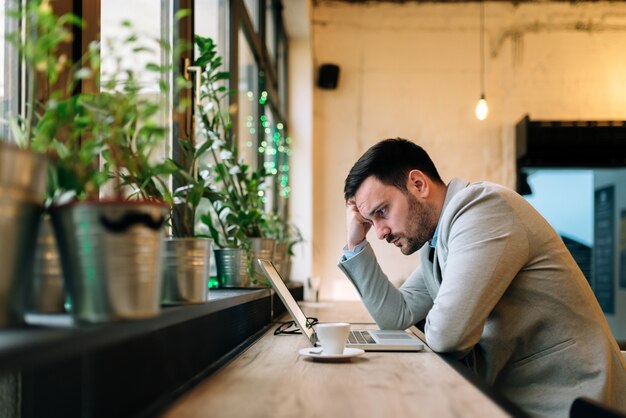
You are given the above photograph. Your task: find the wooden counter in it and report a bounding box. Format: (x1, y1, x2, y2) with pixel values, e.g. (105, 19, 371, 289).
(160, 301, 521, 418)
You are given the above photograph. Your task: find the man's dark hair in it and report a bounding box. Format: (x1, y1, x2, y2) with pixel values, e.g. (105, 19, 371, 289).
(344, 138, 444, 200)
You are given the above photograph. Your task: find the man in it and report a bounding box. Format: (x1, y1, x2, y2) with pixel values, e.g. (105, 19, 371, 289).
(338, 138, 626, 418)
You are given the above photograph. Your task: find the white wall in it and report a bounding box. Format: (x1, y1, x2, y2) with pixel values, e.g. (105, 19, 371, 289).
(308, 1, 626, 300)
(287, 38, 314, 292)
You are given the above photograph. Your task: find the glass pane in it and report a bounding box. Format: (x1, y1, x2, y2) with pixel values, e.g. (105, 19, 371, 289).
(237, 28, 258, 170)
(194, 0, 224, 63)
(277, 123, 291, 216)
(1, 0, 18, 142)
(524, 169, 593, 250)
(243, 0, 258, 32)
(265, 1, 275, 65)
(261, 107, 276, 211)
(0, 0, 5, 116)
(522, 167, 626, 339)
(276, 31, 287, 116)
(100, 1, 171, 196)
(101, 1, 164, 95)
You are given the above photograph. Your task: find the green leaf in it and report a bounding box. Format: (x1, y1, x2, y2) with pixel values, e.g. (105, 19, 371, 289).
(175, 9, 191, 21)
(145, 62, 162, 72)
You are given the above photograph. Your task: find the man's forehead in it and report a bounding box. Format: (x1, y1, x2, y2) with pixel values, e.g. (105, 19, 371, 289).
(355, 177, 388, 211)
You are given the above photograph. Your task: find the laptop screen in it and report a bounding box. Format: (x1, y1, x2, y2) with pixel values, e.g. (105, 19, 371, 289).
(258, 259, 315, 342)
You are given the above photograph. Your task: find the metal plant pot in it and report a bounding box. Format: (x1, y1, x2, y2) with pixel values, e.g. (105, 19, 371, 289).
(29, 215, 65, 313)
(0, 142, 47, 201)
(162, 238, 212, 304)
(248, 238, 275, 286)
(214, 248, 249, 288)
(0, 197, 43, 326)
(272, 242, 290, 282)
(50, 201, 167, 323)
(0, 142, 47, 327)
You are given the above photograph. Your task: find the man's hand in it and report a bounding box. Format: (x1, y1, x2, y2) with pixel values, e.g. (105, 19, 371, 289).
(346, 198, 372, 250)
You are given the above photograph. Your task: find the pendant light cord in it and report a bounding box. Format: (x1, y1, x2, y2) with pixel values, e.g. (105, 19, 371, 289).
(479, 0, 485, 97)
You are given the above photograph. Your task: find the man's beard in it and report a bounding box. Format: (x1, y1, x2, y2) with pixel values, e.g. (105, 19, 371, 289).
(387, 193, 437, 255)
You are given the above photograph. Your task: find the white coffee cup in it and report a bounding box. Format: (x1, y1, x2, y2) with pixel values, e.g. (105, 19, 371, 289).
(315, 322, 350, 355)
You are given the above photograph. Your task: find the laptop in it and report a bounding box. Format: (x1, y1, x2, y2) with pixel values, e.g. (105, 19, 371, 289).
(258, 259, 424, 352)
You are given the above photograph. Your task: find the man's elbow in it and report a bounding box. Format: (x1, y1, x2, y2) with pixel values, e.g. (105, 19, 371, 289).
(425, 330, 473, 356)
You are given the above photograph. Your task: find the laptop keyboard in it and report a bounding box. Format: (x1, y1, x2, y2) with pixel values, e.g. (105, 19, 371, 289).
(348, 330, 376, 345)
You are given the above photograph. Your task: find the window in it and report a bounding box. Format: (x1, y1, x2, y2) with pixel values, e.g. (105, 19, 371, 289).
(265, 0, 276, 65)
(237, 26, 259, 170)
(243, 0, 258, 32)
(2, 0, 291, 213)
(1, 0, 20, 143)
(100, 0, 172, 159)
(194, 0, 225, 62)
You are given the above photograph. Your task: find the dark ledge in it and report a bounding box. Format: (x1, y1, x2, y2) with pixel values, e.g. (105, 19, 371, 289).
(1, 289, 271, 372)
(0, 285, 303, 418)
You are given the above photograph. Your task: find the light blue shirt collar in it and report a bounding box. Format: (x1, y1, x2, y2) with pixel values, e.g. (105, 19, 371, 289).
(430, 221, 440, 248)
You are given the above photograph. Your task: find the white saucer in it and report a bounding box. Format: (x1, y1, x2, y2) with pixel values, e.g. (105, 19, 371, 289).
(298, 347, 364, 361)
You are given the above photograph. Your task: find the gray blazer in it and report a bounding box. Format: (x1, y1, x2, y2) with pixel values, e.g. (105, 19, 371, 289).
(338, 178, 626, 418)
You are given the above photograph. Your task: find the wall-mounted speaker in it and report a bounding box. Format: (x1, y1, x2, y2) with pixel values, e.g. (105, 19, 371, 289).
(317, 64, 340, 90)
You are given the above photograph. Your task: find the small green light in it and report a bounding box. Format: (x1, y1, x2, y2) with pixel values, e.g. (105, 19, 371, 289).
(209, 276, 219, 288)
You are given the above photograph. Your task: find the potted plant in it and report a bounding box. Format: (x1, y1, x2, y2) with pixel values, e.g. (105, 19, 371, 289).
(263, 214, 303, 282)
(0, 0, 83, 326)
(160, 135, 216, 303)
(36, 20, 174, 323)
(159, 27, 218, 304)
(192, 35, 275, 288)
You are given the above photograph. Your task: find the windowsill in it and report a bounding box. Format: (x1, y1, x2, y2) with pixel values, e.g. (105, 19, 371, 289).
(1, 284, 304, 418)
(0, 288, 271, 372)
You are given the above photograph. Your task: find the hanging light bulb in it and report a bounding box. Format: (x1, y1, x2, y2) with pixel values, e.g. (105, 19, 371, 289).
(475, 0, 489, 121)
(475, 94, 489, 120)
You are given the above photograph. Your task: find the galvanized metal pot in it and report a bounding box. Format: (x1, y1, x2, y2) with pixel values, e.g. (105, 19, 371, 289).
(0, 142, 47, 200)
(162, 238, 212, 304)
(29, 215, 65, 313)
(272, 242, 290, 282)
(214, 248, 249, 288)
(248, 238, 275, 286)
(50, 201, 168, 323)
(0, 198, 43, 326)
(0, 142, 47, 327)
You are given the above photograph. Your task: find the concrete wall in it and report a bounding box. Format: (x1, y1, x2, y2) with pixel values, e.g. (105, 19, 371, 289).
(308, 1, 626, 300)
